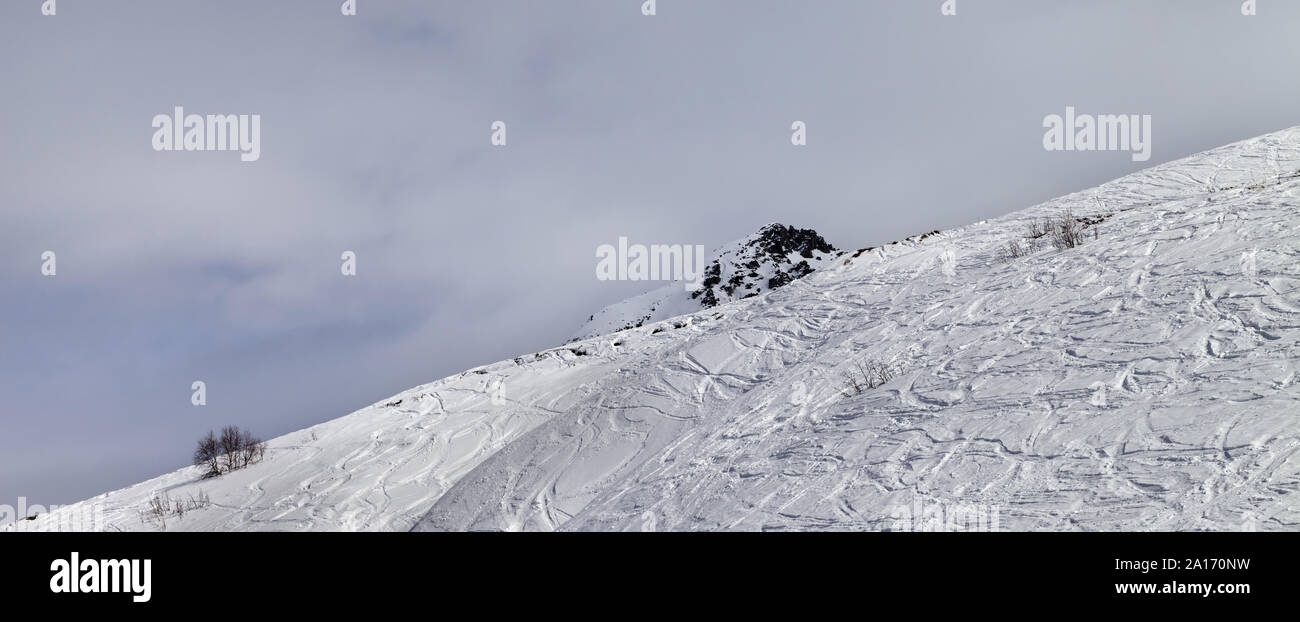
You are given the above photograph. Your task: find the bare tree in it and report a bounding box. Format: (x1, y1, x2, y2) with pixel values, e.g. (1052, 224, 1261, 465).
(219, 426, 242, 473)
(195, 426, 266, 478)
(237, 428, 266, 468)
(193, 430, 221, 478)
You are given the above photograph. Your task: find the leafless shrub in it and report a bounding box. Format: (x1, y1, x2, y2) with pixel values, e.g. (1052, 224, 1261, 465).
(1049, 210, 1084, 250)
(843, 372, 863, 395)
(864, 361, 895, 387)
(141, 489, 210, 526)
(844, 361, 898, 395)
(1008, 211, 1106, 260)
(144, 493, 170, 528)
(148, 493, 168, 518)
(1024, 219, 1049, 240)
(996, 239, 1028, 263)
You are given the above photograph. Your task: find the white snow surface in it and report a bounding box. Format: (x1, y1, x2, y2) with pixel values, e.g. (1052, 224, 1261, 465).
(11, 127, 1300, 532)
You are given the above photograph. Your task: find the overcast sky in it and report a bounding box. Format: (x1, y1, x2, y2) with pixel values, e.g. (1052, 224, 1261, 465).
(2, 0, 1298, 506)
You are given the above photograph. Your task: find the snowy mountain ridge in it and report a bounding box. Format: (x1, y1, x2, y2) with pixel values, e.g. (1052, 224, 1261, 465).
(11, 126, 1300, 532)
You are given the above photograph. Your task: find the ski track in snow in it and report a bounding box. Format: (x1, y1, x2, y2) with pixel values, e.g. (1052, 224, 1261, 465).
(11, 128, 1300, 532)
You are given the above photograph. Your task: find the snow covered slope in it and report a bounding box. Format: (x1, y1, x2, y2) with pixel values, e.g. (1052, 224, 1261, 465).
(12, 127, 1300, 532)
(573, 224, 838, 340)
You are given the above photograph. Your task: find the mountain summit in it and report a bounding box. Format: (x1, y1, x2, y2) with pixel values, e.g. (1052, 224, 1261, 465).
(574, 223, 838, 340)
